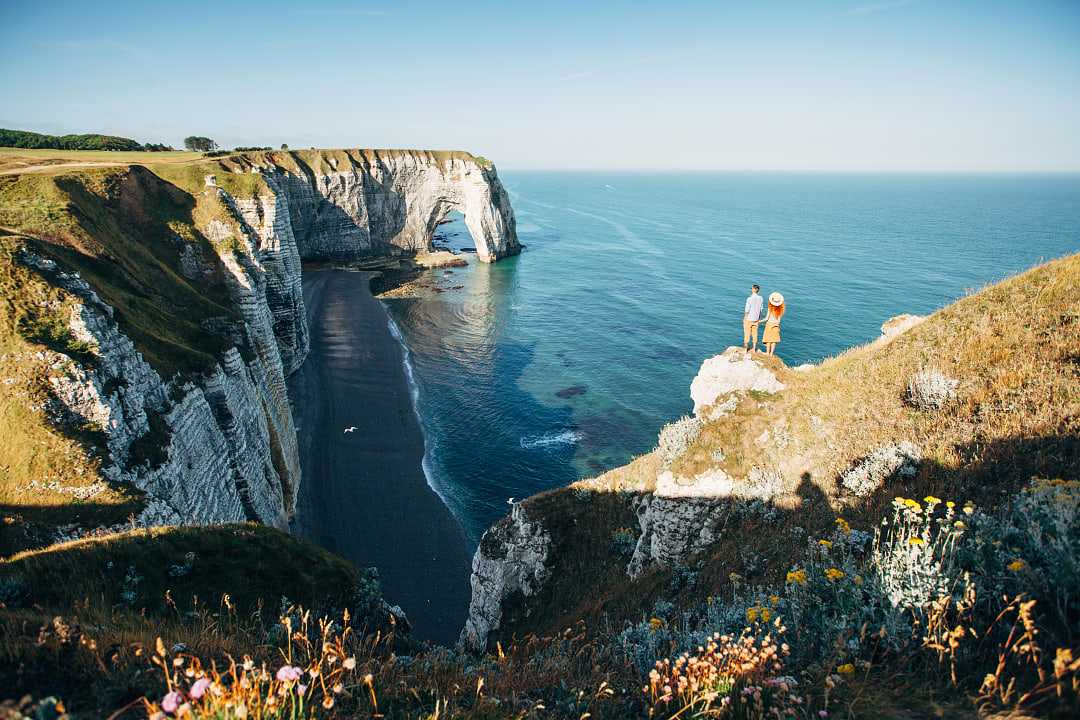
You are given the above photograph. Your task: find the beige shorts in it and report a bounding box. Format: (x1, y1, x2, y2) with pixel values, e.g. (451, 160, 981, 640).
(743, 319, 760, 345)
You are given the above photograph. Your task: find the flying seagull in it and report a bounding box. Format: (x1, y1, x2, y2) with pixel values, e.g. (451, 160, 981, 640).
(506, 497, 515, 505)
(343, 426, 357, 433)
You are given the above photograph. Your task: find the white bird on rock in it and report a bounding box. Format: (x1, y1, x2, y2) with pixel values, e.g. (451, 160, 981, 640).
(507, 497, 515, 505)
(343, 426, 357, 434)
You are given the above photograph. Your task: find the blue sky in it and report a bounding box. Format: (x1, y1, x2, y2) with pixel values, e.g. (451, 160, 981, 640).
(2, 0, 1078, 170)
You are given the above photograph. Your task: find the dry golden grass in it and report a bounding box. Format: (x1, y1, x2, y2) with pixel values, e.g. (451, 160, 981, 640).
(673, 252, 1080, 513)
(0, 148, 203, 175)
(0, 147, 490, 179)
(494, 253, 1079, 650)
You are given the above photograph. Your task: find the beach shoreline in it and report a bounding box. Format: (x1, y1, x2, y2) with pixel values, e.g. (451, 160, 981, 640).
(288, 267, 472, 645)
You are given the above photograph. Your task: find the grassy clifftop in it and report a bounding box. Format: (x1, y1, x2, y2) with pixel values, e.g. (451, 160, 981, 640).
(0, 147, 493, 178)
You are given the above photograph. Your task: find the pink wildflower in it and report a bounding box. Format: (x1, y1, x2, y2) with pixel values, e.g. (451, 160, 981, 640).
(189, 677, 211, 699)
(161, 692, 182, 713)
(298, 684, 309, 696)
(276, 665, 303, 682)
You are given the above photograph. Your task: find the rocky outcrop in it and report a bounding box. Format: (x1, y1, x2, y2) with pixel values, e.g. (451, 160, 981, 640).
(17, 149, 518, 535)
(26, 251, 288, 529)
(690, 348, 785, 417)
(628, 493, 731, 578)
(460, 503, 551, 651)
(241, 150, 518, 262)
(880, 314, 925, 340)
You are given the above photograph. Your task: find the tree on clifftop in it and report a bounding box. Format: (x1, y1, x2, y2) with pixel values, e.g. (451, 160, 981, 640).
(183, 136, 218, 152)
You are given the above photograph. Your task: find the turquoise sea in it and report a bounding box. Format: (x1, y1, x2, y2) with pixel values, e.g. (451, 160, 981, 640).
(383, 172, 1080, 543)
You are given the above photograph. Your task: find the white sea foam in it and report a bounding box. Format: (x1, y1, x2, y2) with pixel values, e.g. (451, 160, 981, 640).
(520, 429, 583, 450)
(385, 313, 461, 519)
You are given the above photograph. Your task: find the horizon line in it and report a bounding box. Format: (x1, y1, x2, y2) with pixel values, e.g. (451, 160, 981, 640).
(496, 166, 1080, 175)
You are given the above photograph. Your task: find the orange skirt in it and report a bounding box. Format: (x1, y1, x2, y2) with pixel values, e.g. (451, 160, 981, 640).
(762, 321, 781, 344)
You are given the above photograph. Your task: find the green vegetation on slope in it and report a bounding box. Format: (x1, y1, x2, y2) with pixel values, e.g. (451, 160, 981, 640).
(0, 167, 241, 379)
(0, 524, 372, 617)
(0, 165, 251, 544)
(0, 235, 145, 548)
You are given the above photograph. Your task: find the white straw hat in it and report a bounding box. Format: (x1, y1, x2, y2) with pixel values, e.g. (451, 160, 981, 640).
(769, 292, 784, 306)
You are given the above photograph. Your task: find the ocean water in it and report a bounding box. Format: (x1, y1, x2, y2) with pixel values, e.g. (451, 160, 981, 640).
(383, 172, 1080, 543)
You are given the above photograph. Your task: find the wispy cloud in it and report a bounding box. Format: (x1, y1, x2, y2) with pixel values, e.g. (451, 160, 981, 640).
(847, 0, 915, 16)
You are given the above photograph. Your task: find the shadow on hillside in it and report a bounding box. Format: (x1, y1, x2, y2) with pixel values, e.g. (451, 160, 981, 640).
(0, 501, 143, 557)
(38, 167, 241, 378)
(280, 161, 409, 260)
(490, 431, 1080, 647)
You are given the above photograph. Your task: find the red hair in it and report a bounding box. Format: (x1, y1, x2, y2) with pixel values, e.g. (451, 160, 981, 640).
(768, 303, 785, 320)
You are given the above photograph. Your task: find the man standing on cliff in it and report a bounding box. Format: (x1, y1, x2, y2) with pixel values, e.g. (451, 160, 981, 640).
(743, 284, 763, 354)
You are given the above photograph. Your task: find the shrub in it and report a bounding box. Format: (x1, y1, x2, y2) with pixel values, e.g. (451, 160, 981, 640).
(610, 527, 637, 557)
(839, 441, 920, 497)
(657, 415, 701, 466)
(905, 368, 959, 410)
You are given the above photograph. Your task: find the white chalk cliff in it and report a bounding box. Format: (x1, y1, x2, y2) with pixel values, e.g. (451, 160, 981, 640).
(18, 150, 518, 535)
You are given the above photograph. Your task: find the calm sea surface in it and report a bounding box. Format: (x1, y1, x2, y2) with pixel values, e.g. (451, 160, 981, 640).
(383, 172, 1080, 542)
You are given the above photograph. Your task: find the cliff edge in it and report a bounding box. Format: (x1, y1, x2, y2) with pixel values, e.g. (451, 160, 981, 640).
(461, 253, 1080, 650)
(0, 148, 518, 549)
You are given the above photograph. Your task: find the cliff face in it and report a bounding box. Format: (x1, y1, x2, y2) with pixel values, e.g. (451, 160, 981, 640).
(1, 149, 518, 539)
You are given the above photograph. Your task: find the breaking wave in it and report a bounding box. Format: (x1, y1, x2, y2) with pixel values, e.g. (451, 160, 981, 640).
(520, 429, 583, 450)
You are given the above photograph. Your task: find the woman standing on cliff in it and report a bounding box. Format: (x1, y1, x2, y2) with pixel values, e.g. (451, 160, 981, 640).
(762, 292, 785, 355)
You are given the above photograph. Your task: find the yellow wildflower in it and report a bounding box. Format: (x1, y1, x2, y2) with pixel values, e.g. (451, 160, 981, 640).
(761, 608, 772, 623)
(835, 517, 851, 534)
(946, 501, 955, 509)
(836, 663, 855, 674)
(824, 568, 845, 582)
(649, 617, 665, 632)
(963, 503, 975, 515)
(954, 520, 966, 530)
(1007, 559, 1026, 572)
(924, 496, 941, 505)
(908, 537, 926, 546)
(818, 539, 833, 548)
(746, 607, 759, 623)
(893, 496, 906, 505)
(786, 569, 808, 586)
(904, 499, 922, 513)
(769, 595, 781, 607)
